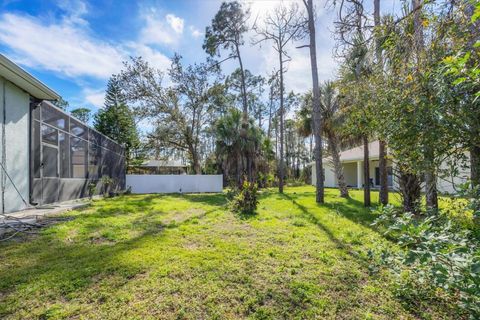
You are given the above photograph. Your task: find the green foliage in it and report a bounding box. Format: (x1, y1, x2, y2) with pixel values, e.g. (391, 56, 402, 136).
(70, 107, 91, 123)
(215, 108, 272, 185)
(119, 55, 219, 174)
(203, 1, 249, 58)
(100, 175, 114, 198)
(371, 202, 480, 318)
(230, 179, 259, 216)
(52, 97, 69, 111)
(226, 68, 266, 118)
(87, 182, 96, 200)
(94, 75, 139, 167)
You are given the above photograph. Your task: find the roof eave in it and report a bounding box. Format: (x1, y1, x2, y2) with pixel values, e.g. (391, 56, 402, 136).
(0, 54, 60, 101)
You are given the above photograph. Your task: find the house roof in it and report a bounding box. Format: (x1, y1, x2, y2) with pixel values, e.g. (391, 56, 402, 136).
(0, 54, 60, 100)
(309, 140, 382, 165)
(138, 160, 188, 168)
(335, 140, 380, 162)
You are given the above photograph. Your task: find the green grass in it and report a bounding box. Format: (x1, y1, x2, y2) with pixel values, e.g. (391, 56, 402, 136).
(0, 187, 455, 319)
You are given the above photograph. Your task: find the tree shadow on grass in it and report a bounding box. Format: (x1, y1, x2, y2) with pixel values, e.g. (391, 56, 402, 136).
(180, 193, 228, 207)
(0, 201, 219, 318)
(331, 197, 379, 226)
(282, 193, 349, 252)
(285, 189, 384, 234)
(90, 194, 161, 217)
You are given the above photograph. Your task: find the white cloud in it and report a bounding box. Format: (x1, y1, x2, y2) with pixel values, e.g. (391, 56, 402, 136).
(239, 0, 336, 94)
(0, 6, 176, 115)
(190, 26, 203, 38)
(166, 14, 184, 34)
(57, 0, 88, 25)
(127, 43, 171, 71)
(83, 88, 105, 108)
(140, 11, 185, 46)
(0, 13, 125, 79)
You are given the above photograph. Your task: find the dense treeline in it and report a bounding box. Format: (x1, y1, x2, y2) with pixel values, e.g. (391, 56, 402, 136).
(332, 0, 480, 316)
(98, 1, 319, 191)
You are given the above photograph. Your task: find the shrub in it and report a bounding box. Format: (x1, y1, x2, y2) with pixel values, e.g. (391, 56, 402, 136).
(87, 182, 97, 200)
(257, 172, 276, 188)
(371, 203, 480, 318)
(230, 180, 259, 216)
(100, 175, 114, 198)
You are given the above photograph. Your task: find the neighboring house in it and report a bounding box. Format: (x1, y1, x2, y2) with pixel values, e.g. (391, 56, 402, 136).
(0, 54, 125, 213)
(128, 159, 188, 175)
(311, 140, 470, 194)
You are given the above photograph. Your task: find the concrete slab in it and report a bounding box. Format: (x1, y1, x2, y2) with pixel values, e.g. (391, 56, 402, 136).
(0, 199, 91, 236)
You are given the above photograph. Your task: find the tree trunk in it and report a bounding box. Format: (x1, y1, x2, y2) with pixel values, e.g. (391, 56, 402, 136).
(412, 0, 437, 210)
(399, 169, 421, 214)
(189, 145, 201, 175)
(363, 136, 371, 206)
(236, 45, 248, 126)
(236, 152, 243, 187)
(236, 45, 251, 183)
(464, 4, 480, 188)
(327, 132, 349, 197)
(425, 169, 438, 209)
(275, 117, 278, 156)
(268, 88, 273, 140)
(379, 140, 389, 205)
(305, 0, 324, 203)
(194, 161, 201, 175)
(412, 0, 424, 52)
(424, 146, 438, 210)
(309, 135, 313, 161)
(278, 46, 285, 194)
(374, 0, 388, 205)
(471, 145, 480, 187)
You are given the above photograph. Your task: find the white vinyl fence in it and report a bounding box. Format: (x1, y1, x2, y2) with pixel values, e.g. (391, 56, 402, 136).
(126, 175, 223, 194)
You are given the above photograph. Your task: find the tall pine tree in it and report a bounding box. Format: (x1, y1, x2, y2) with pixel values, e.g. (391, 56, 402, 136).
(94, 75, 139, 168)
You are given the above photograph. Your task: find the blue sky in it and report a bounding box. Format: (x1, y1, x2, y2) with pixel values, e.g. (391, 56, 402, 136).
(0, 0, 400, 116)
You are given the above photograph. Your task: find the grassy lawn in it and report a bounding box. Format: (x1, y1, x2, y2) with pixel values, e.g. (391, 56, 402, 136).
(0, 186, 453, 319)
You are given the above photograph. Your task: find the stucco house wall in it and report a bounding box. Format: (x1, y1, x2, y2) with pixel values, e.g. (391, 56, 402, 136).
(311, 142, 470, 195)
(0, 77, 30, 213)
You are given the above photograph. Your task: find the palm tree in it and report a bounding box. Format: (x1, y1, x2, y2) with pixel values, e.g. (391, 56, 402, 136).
(297, 83, 349, 198)
(215, 108, 267, 187)
(320, 82, 349, 198)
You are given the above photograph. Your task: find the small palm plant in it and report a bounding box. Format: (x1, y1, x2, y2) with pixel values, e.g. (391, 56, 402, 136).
(87, 182, 97, 200)
(230, 178, 259, 216)
(100, 175, 114, 198)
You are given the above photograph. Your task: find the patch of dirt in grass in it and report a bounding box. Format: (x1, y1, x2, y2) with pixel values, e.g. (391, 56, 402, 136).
(164, 208, 206, 225)
(182, 241, 202, 250)
(89, 235, 116, 245)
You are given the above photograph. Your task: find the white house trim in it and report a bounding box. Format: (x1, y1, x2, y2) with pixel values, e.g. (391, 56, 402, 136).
(0, 54, 60, 100)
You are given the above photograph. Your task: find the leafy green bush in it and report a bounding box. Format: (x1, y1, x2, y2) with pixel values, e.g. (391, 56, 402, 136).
(257, 172, 276, 188)
(87, 182, 97, 200)
(286, 179, 305, 187)
(371, 203, 480, 318)
(230, 180, 259, 216)
(100, 175, 114, 198)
